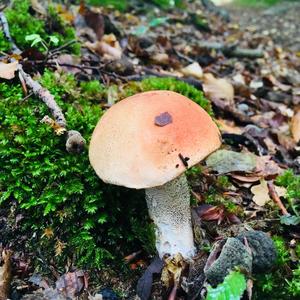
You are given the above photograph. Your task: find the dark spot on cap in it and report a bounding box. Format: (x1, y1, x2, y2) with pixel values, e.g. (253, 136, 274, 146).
(154, 112, 173, 127)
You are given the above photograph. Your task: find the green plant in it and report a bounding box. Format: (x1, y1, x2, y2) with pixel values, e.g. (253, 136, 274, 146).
(252, 235, 300, 299)
(206, 270, 246, 300)
(273, 235, 289, 265)
(276, 170, 300, 217)
(287, 265, 300, 296)
(25, 34, 59, 51)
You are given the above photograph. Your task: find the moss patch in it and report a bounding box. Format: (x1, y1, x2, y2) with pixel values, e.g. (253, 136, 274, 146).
(0, 70, 153, 269)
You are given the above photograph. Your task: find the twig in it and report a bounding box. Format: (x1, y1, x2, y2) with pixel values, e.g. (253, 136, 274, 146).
(48, 39, 77, 57)
(0, 12, 85, 153)
(18, 65, 66, 127)
(267, 181, 289, 215)
(196, 41, 264, 59)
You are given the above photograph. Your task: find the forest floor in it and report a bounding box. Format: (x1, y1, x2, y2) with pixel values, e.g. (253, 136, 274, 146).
(0, 0, 300, 299)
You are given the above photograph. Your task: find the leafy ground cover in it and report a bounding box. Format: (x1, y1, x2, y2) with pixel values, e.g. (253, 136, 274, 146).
(0, 0, 300, 299)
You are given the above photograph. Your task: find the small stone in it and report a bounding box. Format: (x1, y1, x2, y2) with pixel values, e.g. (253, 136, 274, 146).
(204, 238, 252, 286)
(237, 230, 277, 273)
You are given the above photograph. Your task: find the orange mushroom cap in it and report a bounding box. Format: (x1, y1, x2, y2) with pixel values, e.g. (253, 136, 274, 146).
(89, 90, 221, 189)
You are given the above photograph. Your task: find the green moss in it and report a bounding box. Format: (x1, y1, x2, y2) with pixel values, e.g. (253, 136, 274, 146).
(87, 0, 128, 11)
(276, 170, 300, 216)
(5, 0, 46, 51)
(4, 0, 80, 54)
(119, 77, 212, 115)
(272, 235, 290, 265)
(0, 70, 152, 269)
(0, 31, 11, 53)
(253, 235, 300, 299)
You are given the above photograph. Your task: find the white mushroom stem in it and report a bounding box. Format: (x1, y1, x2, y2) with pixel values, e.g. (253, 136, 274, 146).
(145, 174, 195, 259)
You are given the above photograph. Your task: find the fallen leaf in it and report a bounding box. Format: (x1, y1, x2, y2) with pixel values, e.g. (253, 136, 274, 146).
(151, 53, 169, 65)
(280, 215, 300, 226)
(180, 62, 203, 79)
(255, 155, 283, 178)
(30, 0, 47, 15)
(40, 115, 66, 135)
(203, 73, 234, 104)
(206, 150, 256, 174)
(0, 61, 18, 80)
(230, 174, 261, 183)
(161, 253, 187, 288)
(79, 2, 104, 40)
(55, 270, 87, 298)
(136, 257, 163, 300)
(251, 180, 270, 206)
(216, 119, 242, 134)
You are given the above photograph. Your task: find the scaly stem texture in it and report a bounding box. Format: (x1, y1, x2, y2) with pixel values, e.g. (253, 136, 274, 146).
(145, 174, 195, 259)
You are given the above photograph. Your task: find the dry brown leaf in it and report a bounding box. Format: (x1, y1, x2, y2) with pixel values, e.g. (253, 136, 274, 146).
(203, 73, 234, 104)
(0, 61, 18, 80)
(251, 180, 270, 206)
(255, 155, 283, 178)
(230, 174, 261, 183)
(85, 40, 122, 60)
(216, 119, 242, 134)
(161, 253, 187, 288)
(291, 109, 300, 143)
(40, 116, 66, 135)
(30, 0, 47, 15)
(41, 227, 54, 239)
(55, 239, 66, 256)
(180, 62, 203, 79)
(151, 53, 169, 65)
(56, 270, 87, 298)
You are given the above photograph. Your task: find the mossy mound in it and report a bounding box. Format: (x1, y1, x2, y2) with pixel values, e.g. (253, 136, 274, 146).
(118, 77, 212, 115)
(0, 70, 154, 269)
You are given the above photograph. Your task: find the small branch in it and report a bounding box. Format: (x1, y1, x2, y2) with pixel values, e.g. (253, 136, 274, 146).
(18, 65, 66, 127)
(267, 181, 289, 215)
(48, 39, 77, 57)
(197, 41, 264, 59)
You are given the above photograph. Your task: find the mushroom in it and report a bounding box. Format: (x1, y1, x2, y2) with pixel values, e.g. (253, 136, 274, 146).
(89, 90, 221, 259)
